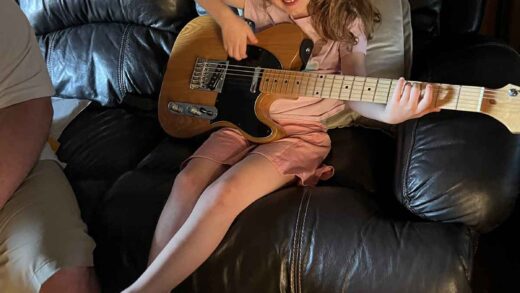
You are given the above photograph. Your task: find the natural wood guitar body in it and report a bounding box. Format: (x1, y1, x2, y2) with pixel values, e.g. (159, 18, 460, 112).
(159, 16, 520, 143)
(158, 16, 309, 143)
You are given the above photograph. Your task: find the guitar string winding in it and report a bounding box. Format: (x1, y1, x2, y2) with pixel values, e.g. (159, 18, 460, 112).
(192, 62, 520, 111)
(197, 62, 517, 98)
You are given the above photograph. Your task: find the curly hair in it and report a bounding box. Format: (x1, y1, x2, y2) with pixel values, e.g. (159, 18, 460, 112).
(265, 0, 381, 49)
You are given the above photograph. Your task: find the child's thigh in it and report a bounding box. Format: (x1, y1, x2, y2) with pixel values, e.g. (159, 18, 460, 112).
(176, 157, 228, 193)
(205, 154, 295, 211)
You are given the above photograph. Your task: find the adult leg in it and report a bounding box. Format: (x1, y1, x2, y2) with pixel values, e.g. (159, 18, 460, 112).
(125, 154, 295, 293)
(41, 268, 99, 293)
(0, 160, 97, 293)
(148, 158, 227, 264)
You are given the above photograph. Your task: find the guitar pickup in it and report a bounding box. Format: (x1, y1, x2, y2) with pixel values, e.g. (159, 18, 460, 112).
(190, 58, 229, 93)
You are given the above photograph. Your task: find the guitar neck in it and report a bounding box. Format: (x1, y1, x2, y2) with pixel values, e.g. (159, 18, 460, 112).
(259, 69, 486, 112)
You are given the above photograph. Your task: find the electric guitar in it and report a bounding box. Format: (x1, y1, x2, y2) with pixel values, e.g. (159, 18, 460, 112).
(158, 16, 520, 143)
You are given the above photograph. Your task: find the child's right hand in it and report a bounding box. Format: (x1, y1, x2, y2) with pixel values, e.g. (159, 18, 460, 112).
(220, 14, 258, 61)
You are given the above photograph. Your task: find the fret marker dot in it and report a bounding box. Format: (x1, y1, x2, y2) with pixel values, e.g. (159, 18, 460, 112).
(368, 88, 371, 91)
(345, 86, 349, 89)
(320, 75, 323, 78)
(316, 92, 319, 95)
(296, 81, 300, 85)
(284, 80, 288, 83)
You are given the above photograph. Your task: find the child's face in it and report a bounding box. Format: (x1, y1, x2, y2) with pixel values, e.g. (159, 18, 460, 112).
(270, 0, 310, 18)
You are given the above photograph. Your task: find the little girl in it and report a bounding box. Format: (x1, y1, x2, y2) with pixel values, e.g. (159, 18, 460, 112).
(124, 0, 439, 291)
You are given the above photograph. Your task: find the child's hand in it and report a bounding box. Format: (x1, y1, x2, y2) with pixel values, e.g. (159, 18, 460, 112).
(383, 77, 441, 124)
(220, 14, 258, 61)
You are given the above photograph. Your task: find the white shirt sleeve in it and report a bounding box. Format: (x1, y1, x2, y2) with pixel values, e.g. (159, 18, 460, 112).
(0, 0, 54, 109)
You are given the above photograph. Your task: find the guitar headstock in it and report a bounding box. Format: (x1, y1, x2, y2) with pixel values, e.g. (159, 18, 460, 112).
(480, 83, 520, 134)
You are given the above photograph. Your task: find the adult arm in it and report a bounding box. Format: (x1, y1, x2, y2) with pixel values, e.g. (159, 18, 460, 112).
(0, 97, 52, 208)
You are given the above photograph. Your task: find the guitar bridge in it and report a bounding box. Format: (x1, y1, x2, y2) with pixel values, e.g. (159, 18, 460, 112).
(190, 58, 229, 93)
(168, 102, 218, 120)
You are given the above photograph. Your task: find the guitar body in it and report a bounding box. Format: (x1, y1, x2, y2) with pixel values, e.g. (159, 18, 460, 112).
(160, 17, 520, 138)
(158, 16, 311, 143)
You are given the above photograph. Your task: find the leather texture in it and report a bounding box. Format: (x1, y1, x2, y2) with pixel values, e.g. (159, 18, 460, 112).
(18, 0, 520, 292)
(18, 0, 196, 106)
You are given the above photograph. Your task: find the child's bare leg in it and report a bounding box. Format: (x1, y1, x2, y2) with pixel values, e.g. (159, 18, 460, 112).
(148, 158, 227, 264)
(124, 154, 295, 293)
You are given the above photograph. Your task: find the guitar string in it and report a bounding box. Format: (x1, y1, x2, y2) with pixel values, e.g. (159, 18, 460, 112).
(197, 69, 516, 102)
(204, 78, 520, 115)
(194, 70, 519, 107)
(198, 61, 519, 97)
(195, 62, 520, 112)
(209, 75, 520, 112)
(221, 78, 520, 112)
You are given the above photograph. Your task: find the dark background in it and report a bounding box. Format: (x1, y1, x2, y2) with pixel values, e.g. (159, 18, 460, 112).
(481, 0, 520, 51)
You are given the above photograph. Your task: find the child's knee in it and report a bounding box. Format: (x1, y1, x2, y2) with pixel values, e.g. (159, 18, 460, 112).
(200, 179, 242, 212)
(173, 169, 205, 194)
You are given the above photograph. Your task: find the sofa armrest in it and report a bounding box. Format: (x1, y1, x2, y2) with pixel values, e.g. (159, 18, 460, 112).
(396, 37, 520, 233)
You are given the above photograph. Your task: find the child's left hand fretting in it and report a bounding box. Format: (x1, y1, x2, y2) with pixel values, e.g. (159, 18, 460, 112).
(383, 77, 441, 124)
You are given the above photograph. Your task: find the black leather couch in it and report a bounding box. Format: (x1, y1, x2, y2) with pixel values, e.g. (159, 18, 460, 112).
(18, 0, 520, 292)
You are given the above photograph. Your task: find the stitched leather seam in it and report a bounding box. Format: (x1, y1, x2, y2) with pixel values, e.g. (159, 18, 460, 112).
(461, 227, 475, 281)
(47, 33, 58, 82)
(118, 24, 130, 99)
(290, 192, 305, 293)
(298, 189, 312, 293)
(401, 120, 417, 211)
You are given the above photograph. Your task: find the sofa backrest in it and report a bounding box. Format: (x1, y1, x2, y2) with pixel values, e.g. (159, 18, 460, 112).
(19, 0, 486, 107)
(18, 0, 197, 106)
(410, 0, 486, 51)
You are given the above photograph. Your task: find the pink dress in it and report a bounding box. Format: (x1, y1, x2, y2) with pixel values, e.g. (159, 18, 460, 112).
(185, 0, 368, 186)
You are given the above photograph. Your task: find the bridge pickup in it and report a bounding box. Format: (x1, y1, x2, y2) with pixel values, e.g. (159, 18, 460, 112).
(167, 102, 218, 120)
(190, 58, 229, 93)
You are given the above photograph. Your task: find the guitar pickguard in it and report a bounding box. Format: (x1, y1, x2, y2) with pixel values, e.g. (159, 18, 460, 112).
(212, 45, 282, 138)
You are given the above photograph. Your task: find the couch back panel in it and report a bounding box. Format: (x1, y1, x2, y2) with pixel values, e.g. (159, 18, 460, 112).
(19, 0, 197, 106)
(19, 0, 486, 106)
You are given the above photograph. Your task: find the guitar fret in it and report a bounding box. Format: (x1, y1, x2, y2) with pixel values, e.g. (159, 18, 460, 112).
(347, 77, 355, 101)
(351, 77, 365, 101)
(258, 70, 487, 114)
(280, 71, 286, 94)
(289, 72, 297, 95)
(363, 77, 377, 101)
(376, 79, 392, 104)
(296, 73, 303, 95)
(325, 75, 335, 98)
(433, 84, 439, 108)
(438, 84, 458, 110)
(360, 77, 367, 101)
(333, 75, 338, 98)
(372, 78, 379, 102)
(338, 76, 345, 100)
(455, 85, 461, 110)
(314, 74, 325, 97)
(311, 74, 321, 97)
(478, 87, 484, 111)
(275, 71, 283, 94)
(458, 86, 482, 112)
(284, 72, 291, 95)
(308, 73, 315, 96)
